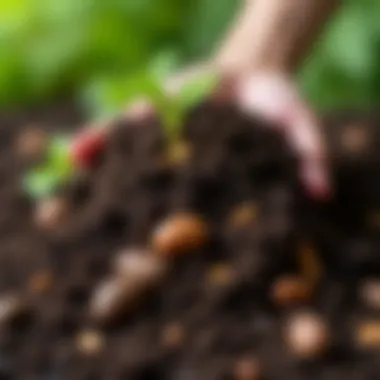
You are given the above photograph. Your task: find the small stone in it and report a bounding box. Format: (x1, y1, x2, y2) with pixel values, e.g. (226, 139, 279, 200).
(29, 271, 53, 294)
(113, 248, 167, 284)
(285, 312, 329, 358)
(340, 124, 369, 154)
(16, 128, 47, 159)
(76, 329, 104, 355)
(271, 276, 311, 307)
(151, 213, 209, 257)
(356, 321, 380, 348)
(229, 203, 258, 228)
(234, 357, 262, 380)
(162, 322, 185, 349)
(0, 294, 29, 328)
(89, 276, 146, 325)
(207, 263, 234, 287)
(34, 197, 68, 231)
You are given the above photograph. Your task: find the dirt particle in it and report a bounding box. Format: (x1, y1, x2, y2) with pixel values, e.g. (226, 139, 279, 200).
(34, 197, 69, 231)
(0, 294, 30, 328)
(76, 329, 105, 355)
(207, 263, 235, 287)
(151, 213, 209, 257)
(113, 248, 168, 284)
(16, 128, 47, 160)
(271, 275, 311, 307)
(285, 312, 329, 358)
(161, 322, 186, 349)
(28, 271, 53, 294)
(234, 357, 262, 380)
(356, 321, 380, 348)
(229, 202, 258, 228)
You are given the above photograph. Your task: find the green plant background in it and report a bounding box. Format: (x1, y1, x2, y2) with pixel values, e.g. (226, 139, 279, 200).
(1, 0, 379, 115)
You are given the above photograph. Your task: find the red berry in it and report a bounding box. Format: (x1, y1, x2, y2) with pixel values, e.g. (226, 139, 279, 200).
(70, 128, 106, 170)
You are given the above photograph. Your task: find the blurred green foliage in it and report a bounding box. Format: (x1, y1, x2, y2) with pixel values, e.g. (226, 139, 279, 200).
(0, 0, 380, 114)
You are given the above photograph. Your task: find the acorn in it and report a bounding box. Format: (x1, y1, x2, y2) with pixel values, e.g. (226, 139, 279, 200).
(285, 312, 330, 358)
(151, 213, 209, 257)
(113, 248, 168, 284)
(271, 275, 311, 307)
(34, 196, 68, 231)
(70, 128, 106, 170)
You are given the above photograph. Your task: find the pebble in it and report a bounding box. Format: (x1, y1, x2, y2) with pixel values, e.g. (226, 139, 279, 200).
(151, 213, 209, 257)
(34, 197, 68, 231)
(76, 329, 105, 355)
(89, 276, 148, 325)
(285, 312, 329, 358)
(16, 128, 47, 160)
(113, 248, 167, 284)
(356, 321, 380, 348)
(0, 294, 29, 328)
(360, 279, 380, 310)
(234, 357, 262, 380)
(161, 322, 186, 349)
(271, 275, 311, 307)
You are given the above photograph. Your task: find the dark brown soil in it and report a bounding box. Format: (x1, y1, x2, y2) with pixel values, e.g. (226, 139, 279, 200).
(0, 101, 379, 380)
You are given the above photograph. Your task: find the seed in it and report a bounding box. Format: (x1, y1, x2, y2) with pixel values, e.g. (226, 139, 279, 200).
(0, 294, 29, 328)
(76, 329, 104, 355)
(234, 357, 262, 380)
(29, 271, 53, 294)
(16, 128, 47, 159)
(151, 213, 209, 257)
(285, 312, 329, 358)
(356, 321, 380, 348)
(162, 322, 185, 348)
(167, 141, 192, 166)
(113, 248, 167, 284)
(271, 276, 311, 307)
(89, 276, 146, 325)
(34, 197, 68, 231)
(229, 203, 258, 228)
(207, 263, 234, 287)
(340, 124, 369, 154)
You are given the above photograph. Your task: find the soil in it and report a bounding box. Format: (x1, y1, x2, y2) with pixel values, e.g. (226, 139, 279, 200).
(0, 101, 379, 380)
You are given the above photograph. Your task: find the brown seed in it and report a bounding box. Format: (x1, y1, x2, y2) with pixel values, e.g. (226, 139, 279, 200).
(29, 271, 53, 294)
(151, 213, 209, 257)
(340, 124, 369, 154)
(89, 276, 147, 325)
(356, 321, 380, 348)
(34, 197, 68, 231)
(76, 329, 104, 355)
(207, 263, 234, 287)
(0, 294, 29, 328)
(16, 128, 47, 159)
(167, 141, 192, 166)
(113, 248, 167, 284)
(234, 357, 262, 380)
(162, 322, 185, 348)
(285, 312, 329, 358)
(360, 279, 380, 310)
(271, 276, 311, 307)
(229, 202, 258, 228)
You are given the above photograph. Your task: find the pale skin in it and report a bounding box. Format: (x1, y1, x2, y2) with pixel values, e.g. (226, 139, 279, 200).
(126, 0, 340, 200)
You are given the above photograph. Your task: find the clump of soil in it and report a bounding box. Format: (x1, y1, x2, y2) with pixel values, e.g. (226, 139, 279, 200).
(0, 102, 379, 380)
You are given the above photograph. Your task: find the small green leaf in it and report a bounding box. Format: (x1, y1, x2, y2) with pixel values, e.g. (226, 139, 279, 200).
(177, 72, 218, 111)
(24, 169, 60, 199)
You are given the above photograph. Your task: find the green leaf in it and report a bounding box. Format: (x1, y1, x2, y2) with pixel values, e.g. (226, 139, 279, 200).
(24, 168, 61, 199)
(177, 71, 218, 110)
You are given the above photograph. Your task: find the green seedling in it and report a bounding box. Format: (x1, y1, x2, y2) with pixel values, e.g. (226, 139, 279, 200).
(24, 135, 73, 199)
